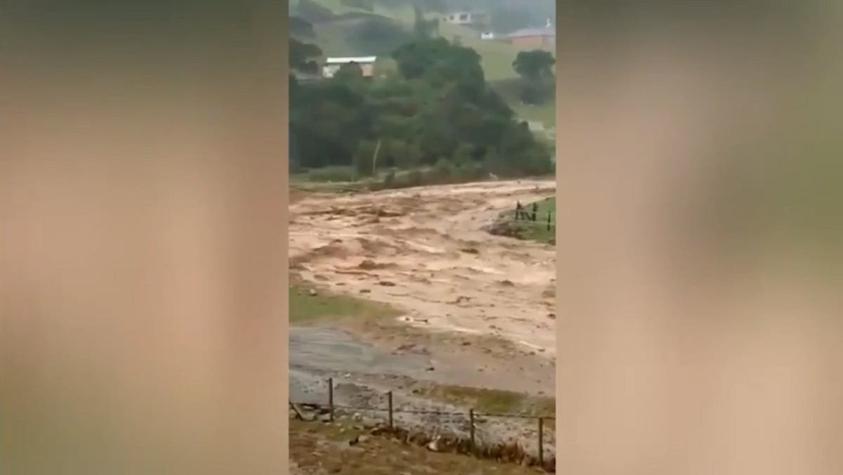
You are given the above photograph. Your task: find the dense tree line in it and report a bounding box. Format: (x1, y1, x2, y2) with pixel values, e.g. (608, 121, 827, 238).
(290, 36, 553, 180)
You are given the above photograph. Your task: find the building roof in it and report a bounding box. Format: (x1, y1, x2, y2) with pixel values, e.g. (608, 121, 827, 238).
(506, 27, 556, 39)
(325, 56, 377, 64)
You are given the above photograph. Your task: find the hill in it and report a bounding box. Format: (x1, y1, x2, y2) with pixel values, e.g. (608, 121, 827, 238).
(291, 0, 556, 127)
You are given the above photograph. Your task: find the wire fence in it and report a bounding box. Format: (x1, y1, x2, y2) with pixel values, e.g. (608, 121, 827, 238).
(514, 201, 555, 232)
(290, 377, 555, 470)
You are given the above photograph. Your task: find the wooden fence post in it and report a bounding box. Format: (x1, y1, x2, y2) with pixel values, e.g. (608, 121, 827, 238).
(469, 409, 476, 453)
(328, 377, 334, 422)
(387, 391, 394, 429)
(538, 417, 544, 466)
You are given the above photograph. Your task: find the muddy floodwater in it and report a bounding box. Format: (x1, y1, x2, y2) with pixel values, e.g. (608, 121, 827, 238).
(289, 179, 557, 458)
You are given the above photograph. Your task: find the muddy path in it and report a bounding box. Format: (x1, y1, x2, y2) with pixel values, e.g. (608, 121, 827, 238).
(289, 179, 557, 361)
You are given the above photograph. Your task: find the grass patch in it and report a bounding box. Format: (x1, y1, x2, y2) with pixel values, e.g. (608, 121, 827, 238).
(415, 384, 555, 417)
(489, 197, 555, 244)
(289, 284, 401, 325)
(291, 164, 492, 193)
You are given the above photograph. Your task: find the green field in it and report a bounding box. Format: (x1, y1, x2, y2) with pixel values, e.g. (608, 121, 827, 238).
(289, 284, 401, 324)
(416, 384, 554, 416)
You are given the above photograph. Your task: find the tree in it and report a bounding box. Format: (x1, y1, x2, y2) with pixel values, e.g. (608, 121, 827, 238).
(513, 50, 555, 105)
(291, 37, 553, 180)
(392, 38, 483, 86)
(290, 38, 322, 74)
(513, 50, 555, 82)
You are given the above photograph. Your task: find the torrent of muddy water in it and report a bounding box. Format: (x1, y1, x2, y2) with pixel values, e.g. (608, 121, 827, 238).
(288, 179, 557, 456)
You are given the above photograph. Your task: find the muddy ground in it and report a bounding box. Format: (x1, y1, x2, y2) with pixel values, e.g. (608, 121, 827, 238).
(289, 179, 557, 460)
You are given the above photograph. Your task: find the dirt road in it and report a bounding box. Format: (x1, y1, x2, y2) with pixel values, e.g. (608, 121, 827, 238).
(289, 179, 557, 360)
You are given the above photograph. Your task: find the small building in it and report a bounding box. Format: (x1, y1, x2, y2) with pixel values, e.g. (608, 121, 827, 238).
(504, 26, 555, 50)
(480, 31, 495, 40)
(442, 11, 488, 26)
(321, 56, 377, 79)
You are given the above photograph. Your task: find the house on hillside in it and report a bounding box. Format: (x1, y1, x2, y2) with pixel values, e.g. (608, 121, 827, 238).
(321, 56, 377, 79)
(442, 10, 489, 27)
(504, 25, 555, 50)
(480, 31, 495, 40)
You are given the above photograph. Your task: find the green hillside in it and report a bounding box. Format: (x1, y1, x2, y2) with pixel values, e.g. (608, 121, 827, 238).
(292, 0, 556, 127)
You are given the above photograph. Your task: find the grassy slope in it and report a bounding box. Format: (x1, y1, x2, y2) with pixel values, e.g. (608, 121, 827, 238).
(302, 0, 556, 126)
(495, 197, 556, 244)
(289, 284, 401, 325)
(417, 384, 554, 416)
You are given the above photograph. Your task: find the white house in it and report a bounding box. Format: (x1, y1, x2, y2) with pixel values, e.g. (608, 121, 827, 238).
(321, 56, 377, 79)
(480, 31, 495, 40)
(442, 11, 488, 26)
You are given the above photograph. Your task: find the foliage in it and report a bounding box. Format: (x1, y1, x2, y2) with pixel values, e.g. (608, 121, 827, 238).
(513, 50, 555, 81)
(512, 50, 555, 105)
(290, 38, 323, 74)
(290, 37, 553, 182)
